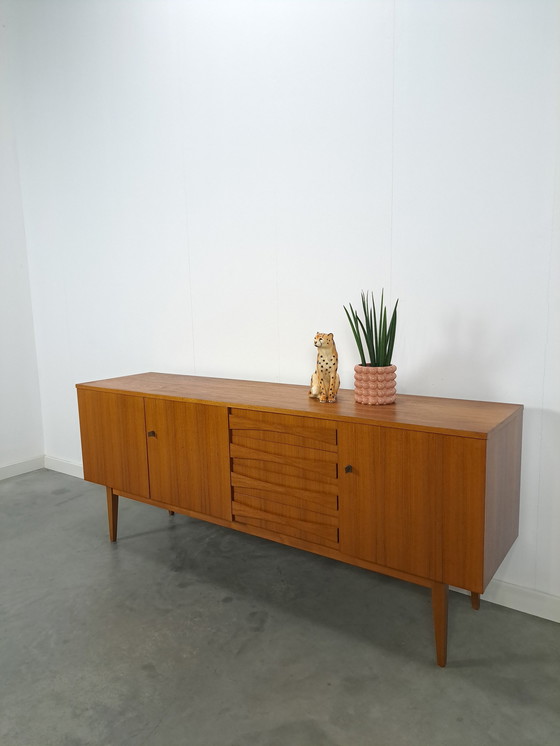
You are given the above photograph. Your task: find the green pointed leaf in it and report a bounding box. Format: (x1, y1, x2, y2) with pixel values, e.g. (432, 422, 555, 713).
(345, 290, 398, 369)
(344, 304, 366, 365)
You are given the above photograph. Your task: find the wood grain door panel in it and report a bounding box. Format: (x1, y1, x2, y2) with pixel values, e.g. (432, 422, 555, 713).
(442, 436, 486, 591)
(145, 399, 231, 519)
(339, 423, 443, 581)
(338, 422, 381, 563)
(377, 428, 442, 581)
(77, 389, 149, 498)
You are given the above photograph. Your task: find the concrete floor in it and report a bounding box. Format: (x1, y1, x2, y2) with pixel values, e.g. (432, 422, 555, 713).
(1, 470, 559, 746)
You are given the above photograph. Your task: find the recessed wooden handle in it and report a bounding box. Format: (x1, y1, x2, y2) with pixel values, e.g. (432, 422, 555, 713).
(345, 464, 353, 473)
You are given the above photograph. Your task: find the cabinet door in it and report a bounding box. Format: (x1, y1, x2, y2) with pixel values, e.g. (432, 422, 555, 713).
(339, 423, 442, 581)
(442, 436, 486, 592)
(145, 399, 231, 520)
(77, 389, 149, 498)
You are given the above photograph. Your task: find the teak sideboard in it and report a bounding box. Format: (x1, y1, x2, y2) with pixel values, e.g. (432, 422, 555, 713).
(76, 373, 523, 666)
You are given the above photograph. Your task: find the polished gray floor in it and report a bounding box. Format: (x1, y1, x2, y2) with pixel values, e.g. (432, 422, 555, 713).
(1, 469, 559, 746)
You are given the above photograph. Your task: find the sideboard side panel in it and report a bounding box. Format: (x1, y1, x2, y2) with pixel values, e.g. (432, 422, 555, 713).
(77, 389, 149, 498)
(483, 410, 523, 588)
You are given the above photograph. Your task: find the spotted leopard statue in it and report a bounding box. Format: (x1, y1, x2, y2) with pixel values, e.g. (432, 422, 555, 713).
(309, 332, 340, 403)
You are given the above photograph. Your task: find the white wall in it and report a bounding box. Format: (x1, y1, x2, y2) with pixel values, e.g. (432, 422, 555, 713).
(0, 0, 43, 477)
(5, 0, 560, 619)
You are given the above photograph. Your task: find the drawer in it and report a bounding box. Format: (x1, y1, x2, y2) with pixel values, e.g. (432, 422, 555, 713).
(230, 436, 338, 479)
(229, 409, 337, 451)
(232, 493, 339, 549)
(231, 478, 338, 514)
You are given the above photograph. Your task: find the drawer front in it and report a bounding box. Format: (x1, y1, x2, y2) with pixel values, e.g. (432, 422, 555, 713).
(230, 409, 339, 549)
(229, 409, 337, 449)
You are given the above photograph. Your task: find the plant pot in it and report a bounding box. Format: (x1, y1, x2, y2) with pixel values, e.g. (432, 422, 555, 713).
(354, 364, 397, 405)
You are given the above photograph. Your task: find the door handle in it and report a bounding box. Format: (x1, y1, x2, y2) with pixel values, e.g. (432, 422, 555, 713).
(147, 431, 157, 438)
(345, 464, 353, 473)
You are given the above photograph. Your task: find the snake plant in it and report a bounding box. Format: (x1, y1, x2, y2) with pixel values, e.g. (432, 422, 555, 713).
(344, 290, 398, 367)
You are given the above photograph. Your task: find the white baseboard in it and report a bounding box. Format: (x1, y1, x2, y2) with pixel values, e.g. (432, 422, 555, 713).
(453, 579, 560, 623)
(0, 457, 44, 481)
(481, 579, 560, 623)
(44, 456, 84, 479)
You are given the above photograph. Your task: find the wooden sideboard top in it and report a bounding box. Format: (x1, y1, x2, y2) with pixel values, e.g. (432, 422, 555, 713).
(76, 373, 522, 439)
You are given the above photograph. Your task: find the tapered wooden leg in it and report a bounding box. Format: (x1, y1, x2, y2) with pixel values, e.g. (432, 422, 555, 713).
(106, 487, 118, 542)
(471, 592, 480, 610)
(431, 582, 449, 667)
(168, 510, 175, 516)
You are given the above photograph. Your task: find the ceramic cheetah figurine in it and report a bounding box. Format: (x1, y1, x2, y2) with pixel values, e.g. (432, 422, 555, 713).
(309, 332, 340, 403)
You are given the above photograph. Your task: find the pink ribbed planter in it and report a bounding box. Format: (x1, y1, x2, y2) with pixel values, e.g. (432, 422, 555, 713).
(354, 364, 397, 405)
